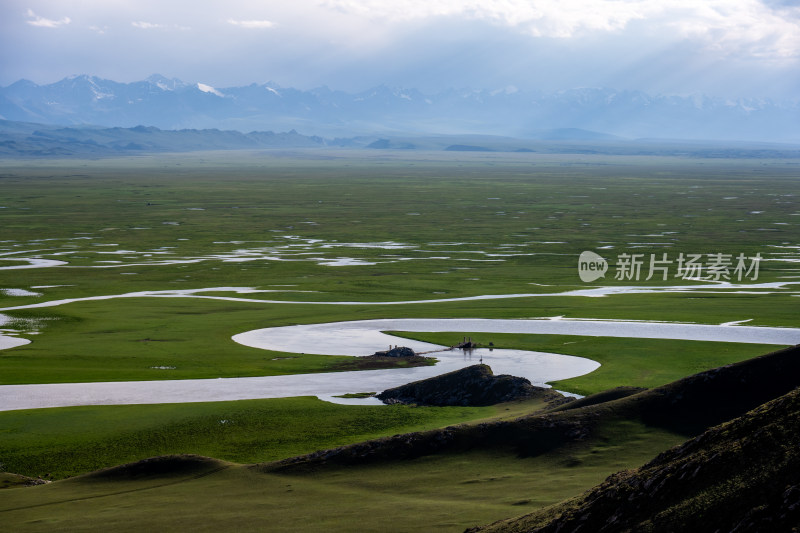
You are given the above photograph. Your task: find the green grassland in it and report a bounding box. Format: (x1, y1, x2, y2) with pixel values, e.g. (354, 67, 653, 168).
(2, 150, 798, 333)
(0, 416, 684, 532)
(1, 150, 798, 304)
(0, 149, 798, 530)
(0, 397, 499, 480)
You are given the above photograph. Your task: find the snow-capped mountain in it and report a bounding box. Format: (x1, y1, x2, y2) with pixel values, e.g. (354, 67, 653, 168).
(0, 75, 797, 142)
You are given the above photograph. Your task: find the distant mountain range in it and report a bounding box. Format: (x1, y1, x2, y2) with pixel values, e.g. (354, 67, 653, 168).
(0, 119, 328, 157)
(1, 74, 798, 143)
(4, 119, 799, 159)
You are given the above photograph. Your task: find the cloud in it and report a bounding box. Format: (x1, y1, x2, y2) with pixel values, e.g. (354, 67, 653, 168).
(321, 0, 800, 59)
(321, 0, 652, 36)
(131, 21, 191, 31)
(227, 18, 275, 29)
(665, 0, 800, 60)
(25, 8, 70, 28)
(131, 21, 163, 29)
(2, 0, 797, 100)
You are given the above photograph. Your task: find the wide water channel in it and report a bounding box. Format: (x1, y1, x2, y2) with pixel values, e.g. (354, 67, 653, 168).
(1, 318, 799, 411)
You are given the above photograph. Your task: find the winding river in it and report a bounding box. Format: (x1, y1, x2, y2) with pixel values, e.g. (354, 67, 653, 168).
(1, 316, 798, 412)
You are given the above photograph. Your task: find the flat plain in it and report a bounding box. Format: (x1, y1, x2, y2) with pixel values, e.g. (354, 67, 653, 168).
(0, 148, 798, 531)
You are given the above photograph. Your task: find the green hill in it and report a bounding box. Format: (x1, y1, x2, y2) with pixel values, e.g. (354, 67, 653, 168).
(470, 386, 800, 532)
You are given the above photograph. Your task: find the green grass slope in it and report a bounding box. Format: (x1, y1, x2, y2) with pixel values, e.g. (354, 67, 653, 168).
(0, 397, 496, 480)
(470, 387, 800, 532)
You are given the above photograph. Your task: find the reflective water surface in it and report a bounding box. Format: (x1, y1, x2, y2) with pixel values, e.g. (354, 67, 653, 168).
(2, 317, 798, 411)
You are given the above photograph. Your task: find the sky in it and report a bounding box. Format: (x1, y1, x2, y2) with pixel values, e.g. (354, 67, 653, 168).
(2, 0, 799, 99)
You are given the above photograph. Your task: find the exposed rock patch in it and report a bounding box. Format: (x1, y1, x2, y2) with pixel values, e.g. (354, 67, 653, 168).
(0, 472, 49, 488)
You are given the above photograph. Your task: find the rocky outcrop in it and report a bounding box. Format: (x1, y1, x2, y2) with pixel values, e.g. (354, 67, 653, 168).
(377, 364, 562, 407)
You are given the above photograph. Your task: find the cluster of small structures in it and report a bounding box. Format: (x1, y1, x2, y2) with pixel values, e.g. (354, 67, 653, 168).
(372, 337, 490, 358)
(453, 336, 482, 349)
(372, 345, 417, 358)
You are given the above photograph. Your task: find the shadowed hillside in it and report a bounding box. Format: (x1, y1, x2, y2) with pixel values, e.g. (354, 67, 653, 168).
(469, 386, 800, 532)
(79, 454, 230, 481)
